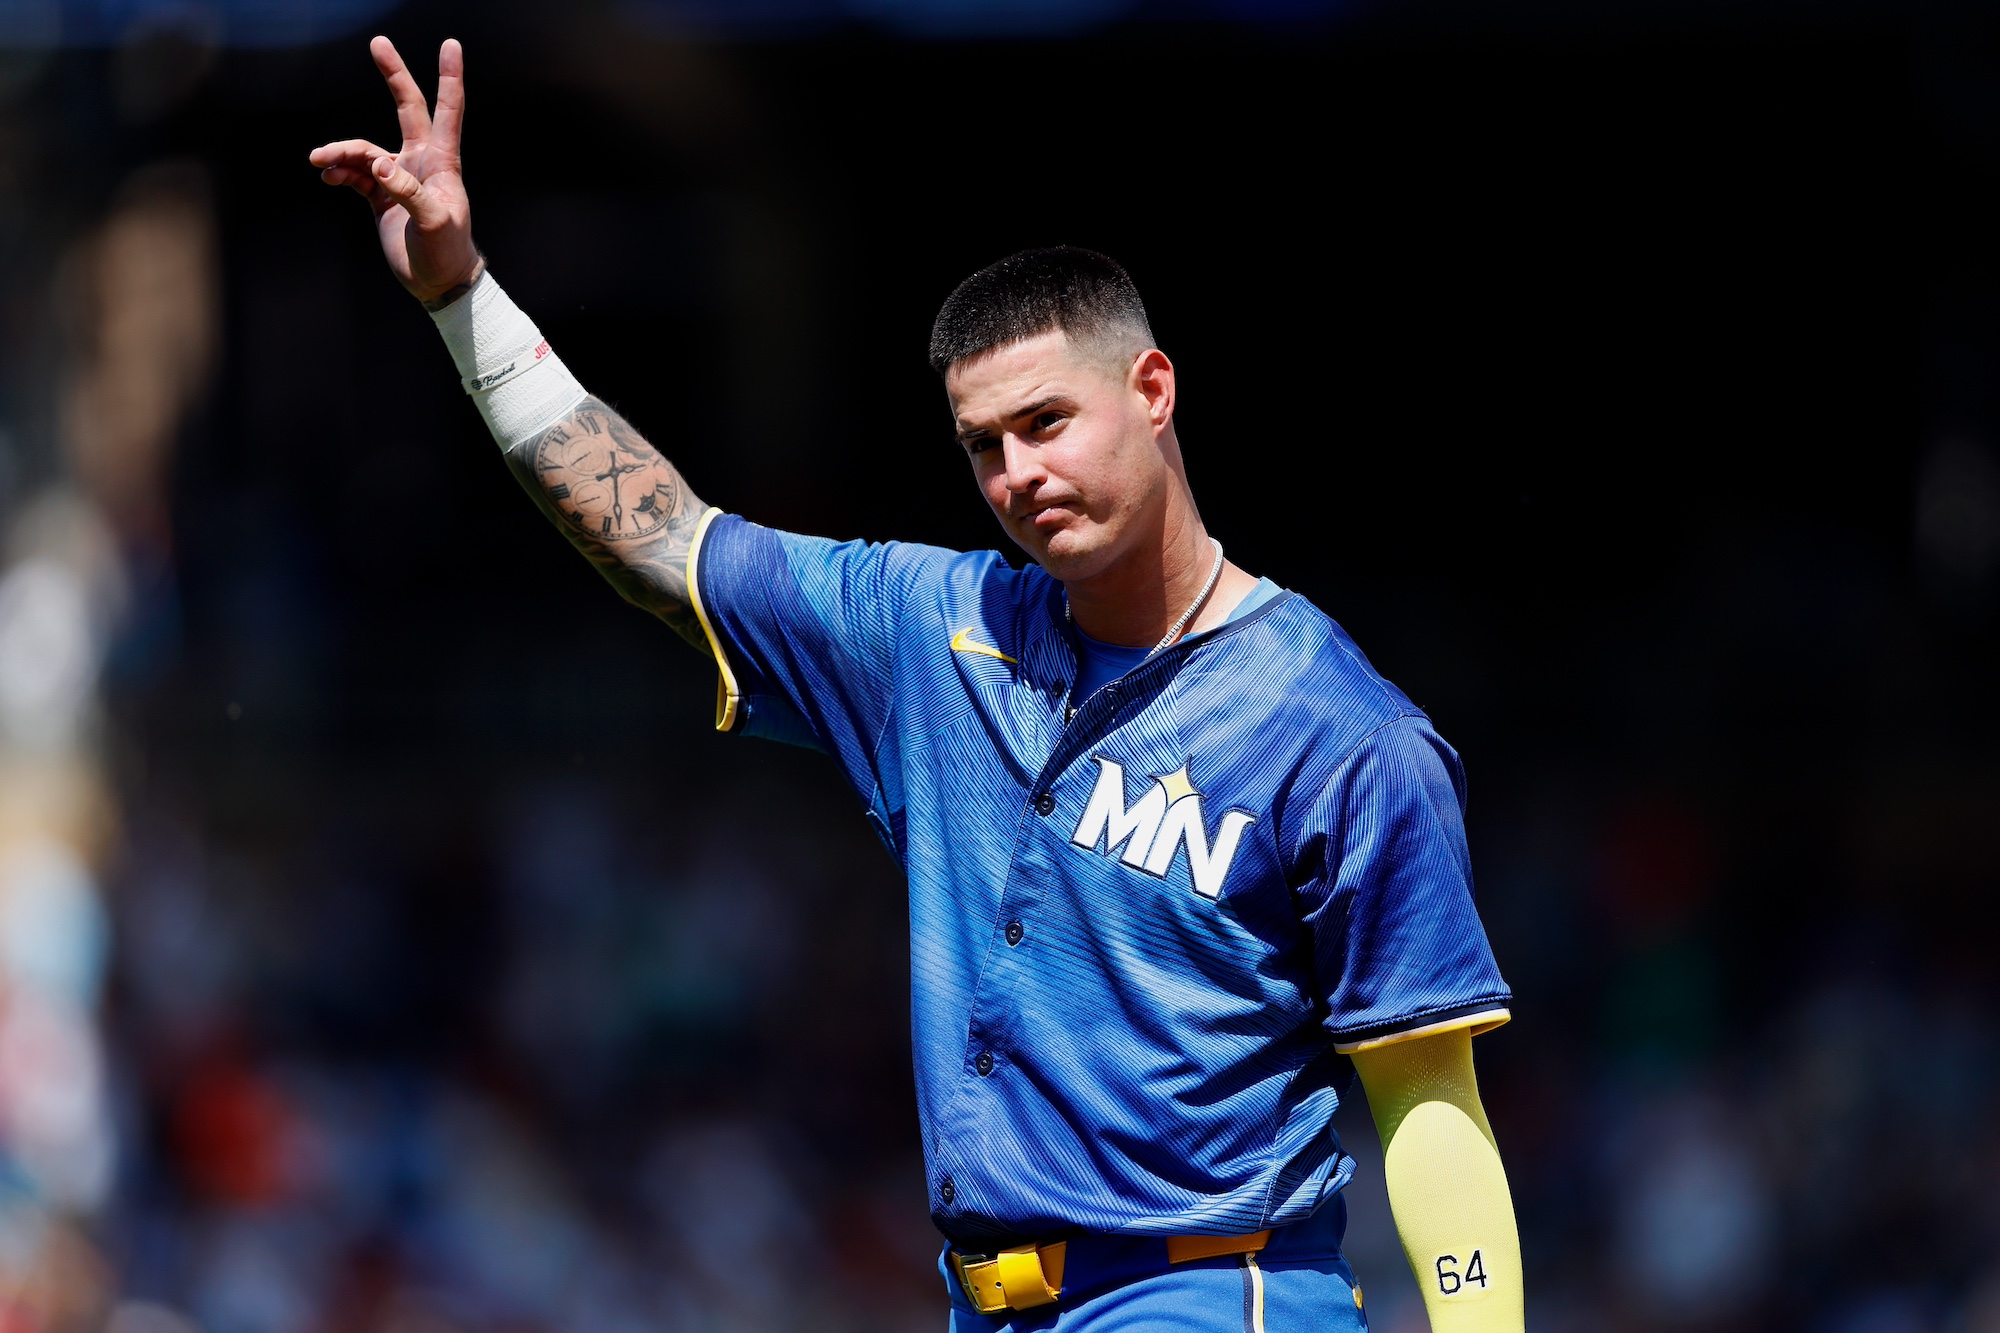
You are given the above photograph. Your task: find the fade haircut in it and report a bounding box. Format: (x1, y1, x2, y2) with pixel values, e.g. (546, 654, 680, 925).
(928, 247, 1156, 378)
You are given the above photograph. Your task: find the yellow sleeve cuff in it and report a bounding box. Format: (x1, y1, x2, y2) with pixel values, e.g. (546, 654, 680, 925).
(683, 506, 741, 732)
(1334, 1006, 1511, 1054)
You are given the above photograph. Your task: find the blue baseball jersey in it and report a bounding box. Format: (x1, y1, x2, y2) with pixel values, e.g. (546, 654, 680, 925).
(685, 510, 1510, 1248)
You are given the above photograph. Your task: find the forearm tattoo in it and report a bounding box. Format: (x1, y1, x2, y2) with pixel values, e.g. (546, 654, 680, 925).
(500, 396, 710, 650)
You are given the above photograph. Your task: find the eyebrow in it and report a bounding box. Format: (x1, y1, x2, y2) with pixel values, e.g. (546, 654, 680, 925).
(956, 394, 1066, 444)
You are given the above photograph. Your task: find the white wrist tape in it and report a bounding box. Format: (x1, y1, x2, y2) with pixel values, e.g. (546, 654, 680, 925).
(429, 270, 587, 448)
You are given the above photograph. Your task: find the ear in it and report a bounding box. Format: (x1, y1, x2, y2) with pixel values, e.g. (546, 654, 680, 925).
(1130, 349, 1175, 436)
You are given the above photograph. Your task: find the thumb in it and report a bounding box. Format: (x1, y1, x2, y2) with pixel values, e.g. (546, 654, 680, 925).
(371, 154, 448, 228)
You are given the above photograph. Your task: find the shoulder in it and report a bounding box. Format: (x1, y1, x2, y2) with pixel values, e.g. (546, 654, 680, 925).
(702, 512, 1026, 612)
(1192, 591, 1433, 758)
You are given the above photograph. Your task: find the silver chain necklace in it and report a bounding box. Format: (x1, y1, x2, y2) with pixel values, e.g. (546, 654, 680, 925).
(1065, 537, 1226, 657)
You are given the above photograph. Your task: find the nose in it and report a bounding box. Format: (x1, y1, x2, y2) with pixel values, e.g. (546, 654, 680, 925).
(1000, 434, 1045, 495)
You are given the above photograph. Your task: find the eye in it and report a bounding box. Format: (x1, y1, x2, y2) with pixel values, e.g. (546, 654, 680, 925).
(1032, 411, 1064, 433)
(962, 434, 998, 455)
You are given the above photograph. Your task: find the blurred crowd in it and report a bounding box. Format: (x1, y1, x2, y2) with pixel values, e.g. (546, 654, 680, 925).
(2, 4, 2000, 1332)
(93, 773, 942, 1333)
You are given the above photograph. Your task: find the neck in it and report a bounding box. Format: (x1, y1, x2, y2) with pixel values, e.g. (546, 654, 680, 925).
(1063, 487, 1253, 648)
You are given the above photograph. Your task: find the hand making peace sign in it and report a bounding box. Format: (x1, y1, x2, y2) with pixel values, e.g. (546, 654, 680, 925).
(309, 37, 480, 305)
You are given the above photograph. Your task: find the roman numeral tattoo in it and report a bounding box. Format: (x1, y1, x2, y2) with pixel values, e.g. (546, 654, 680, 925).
(499, 395, 709, 651)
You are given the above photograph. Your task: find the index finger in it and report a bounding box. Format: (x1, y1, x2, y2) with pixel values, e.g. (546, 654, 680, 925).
(432, 38, 465, 160)
(309, 138, 393, 168)
(369, 34, 432, 146)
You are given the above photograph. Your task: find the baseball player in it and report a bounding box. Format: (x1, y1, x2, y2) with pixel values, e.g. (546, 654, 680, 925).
(312, 37, 1524, 1332)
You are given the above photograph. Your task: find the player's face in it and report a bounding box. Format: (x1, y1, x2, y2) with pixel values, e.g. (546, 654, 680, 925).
(947, 330, 1175, 581)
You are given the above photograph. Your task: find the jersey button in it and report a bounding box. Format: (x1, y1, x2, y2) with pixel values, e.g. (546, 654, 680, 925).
(1005, 919, 1024, 947)
(1033, 792, 1055, 817)
(975, 1050, 995, 1077)
(940, 1175, 955, 1205)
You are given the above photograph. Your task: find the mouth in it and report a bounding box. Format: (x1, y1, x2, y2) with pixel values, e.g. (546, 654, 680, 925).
(1022, 501, 1078, 532)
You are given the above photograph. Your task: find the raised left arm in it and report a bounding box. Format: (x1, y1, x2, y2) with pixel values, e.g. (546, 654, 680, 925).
(1351, 1028, 1524, 1333)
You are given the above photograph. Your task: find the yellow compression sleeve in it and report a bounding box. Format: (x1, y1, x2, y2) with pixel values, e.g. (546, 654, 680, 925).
(1350, 1027, 1524, 1333)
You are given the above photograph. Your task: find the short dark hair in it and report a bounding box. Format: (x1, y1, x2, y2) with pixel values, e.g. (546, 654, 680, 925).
(928, 246, 1155, 376)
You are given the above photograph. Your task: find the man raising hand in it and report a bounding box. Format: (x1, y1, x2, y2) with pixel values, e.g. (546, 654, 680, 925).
(313, 39, 1525, 1333)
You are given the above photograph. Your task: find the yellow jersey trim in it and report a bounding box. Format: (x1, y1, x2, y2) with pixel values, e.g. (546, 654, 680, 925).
(1333, 1006, 1511, 1054)
(684, 506, 740, 732)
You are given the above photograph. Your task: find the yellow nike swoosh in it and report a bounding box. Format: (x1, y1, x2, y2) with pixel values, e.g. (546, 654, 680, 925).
(951, 627, 1018, 664)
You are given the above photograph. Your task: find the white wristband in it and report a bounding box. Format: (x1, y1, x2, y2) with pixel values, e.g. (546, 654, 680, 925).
(429, 270, 587, 449)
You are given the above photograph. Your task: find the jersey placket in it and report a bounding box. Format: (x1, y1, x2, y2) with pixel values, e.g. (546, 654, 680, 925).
(933, 631, 1186, 1231)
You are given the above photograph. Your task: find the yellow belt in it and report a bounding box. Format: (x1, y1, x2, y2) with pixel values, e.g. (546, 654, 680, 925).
(951, 1230, 1272, 1314)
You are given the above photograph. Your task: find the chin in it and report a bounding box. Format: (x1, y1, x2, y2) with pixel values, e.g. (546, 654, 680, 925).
(1032, 526, 1113, 581)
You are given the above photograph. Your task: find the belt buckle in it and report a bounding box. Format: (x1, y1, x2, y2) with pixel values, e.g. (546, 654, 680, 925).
(954, 1245, 1066, 1314)
(951, 1251, 1007, 1315)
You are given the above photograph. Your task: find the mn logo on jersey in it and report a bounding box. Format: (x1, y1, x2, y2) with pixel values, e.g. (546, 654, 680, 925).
(1069, 756, 1257, 900)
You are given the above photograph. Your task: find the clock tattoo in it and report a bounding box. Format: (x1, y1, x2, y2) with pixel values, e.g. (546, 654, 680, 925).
(535, 408, 682, 541)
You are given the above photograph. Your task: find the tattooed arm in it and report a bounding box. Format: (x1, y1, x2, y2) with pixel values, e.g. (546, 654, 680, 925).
(499, 395, 709, 649)
(311, 39, 712, 648)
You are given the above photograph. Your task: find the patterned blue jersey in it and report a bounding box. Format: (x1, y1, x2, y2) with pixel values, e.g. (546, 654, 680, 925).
(686, 510, 1510, 1248)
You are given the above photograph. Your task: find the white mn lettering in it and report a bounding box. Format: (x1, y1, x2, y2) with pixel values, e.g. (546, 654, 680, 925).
(1072, 757, 1167, 866)
(1070, 757, 1257, 899)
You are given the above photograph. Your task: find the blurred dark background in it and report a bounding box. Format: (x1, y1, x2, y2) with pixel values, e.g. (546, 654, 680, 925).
(0, 0, 1997, 1329)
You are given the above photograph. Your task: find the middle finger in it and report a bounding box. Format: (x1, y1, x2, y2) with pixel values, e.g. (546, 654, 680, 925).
(369, 35, 433, 145)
